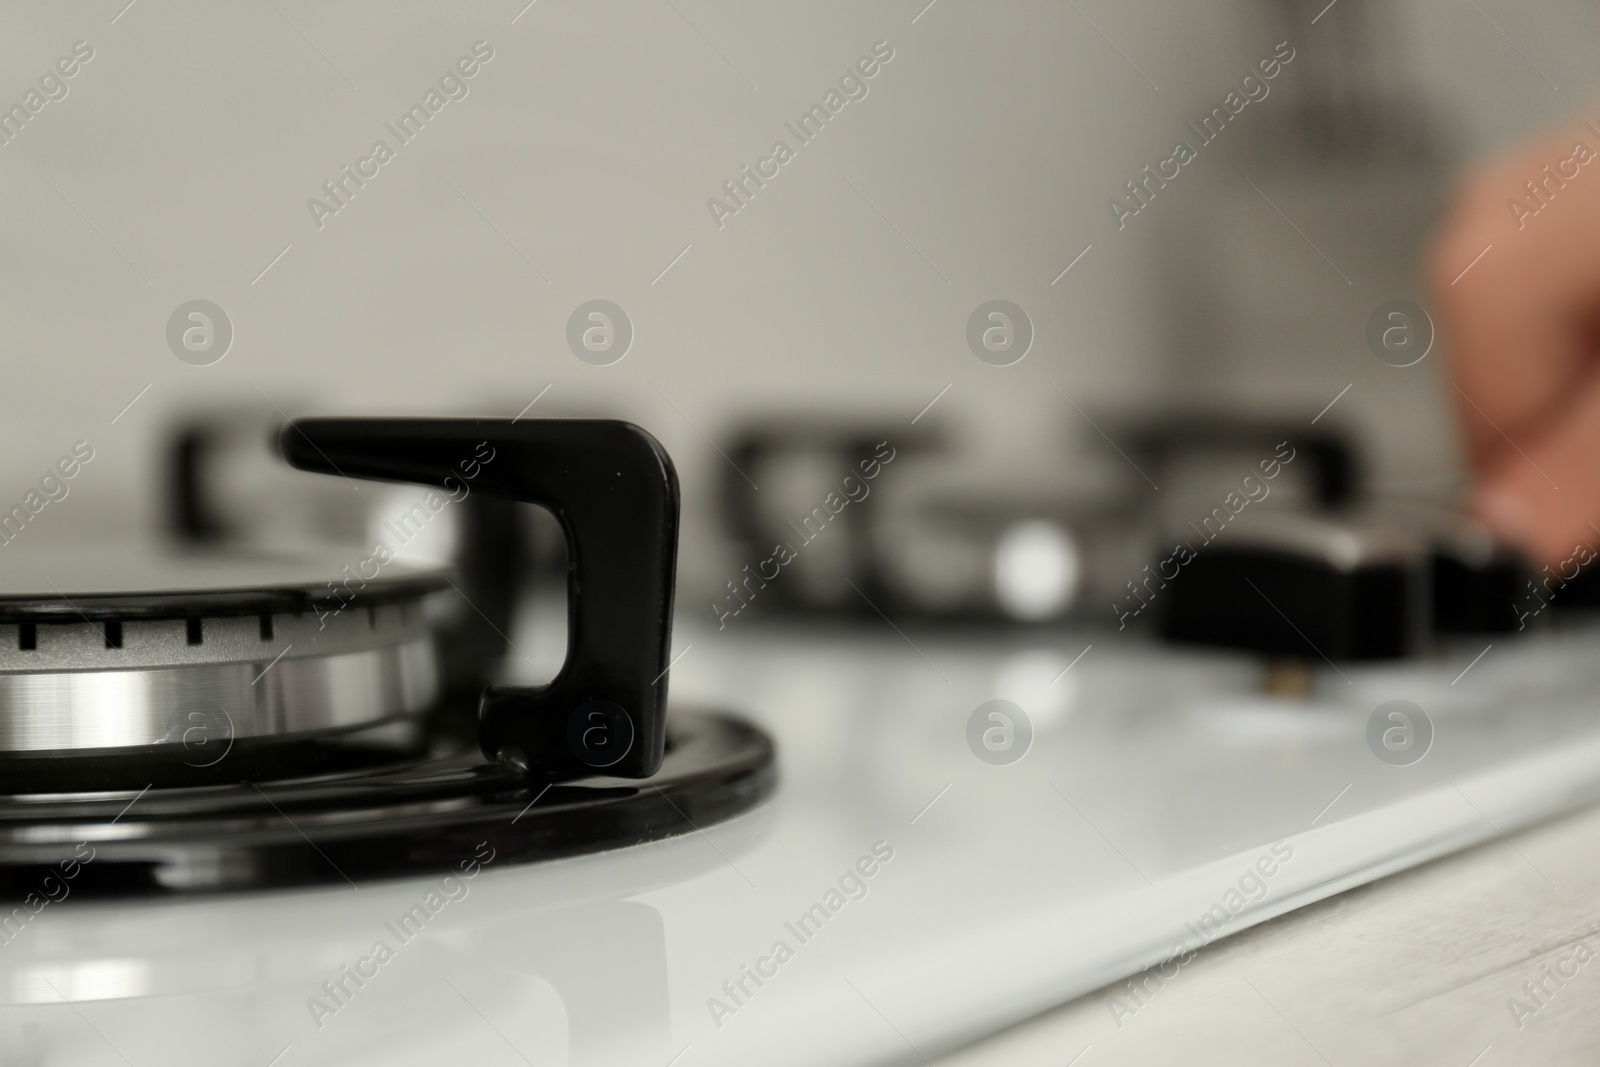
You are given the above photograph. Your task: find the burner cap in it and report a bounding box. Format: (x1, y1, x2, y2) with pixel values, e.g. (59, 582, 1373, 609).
(0, 545, 448, 620)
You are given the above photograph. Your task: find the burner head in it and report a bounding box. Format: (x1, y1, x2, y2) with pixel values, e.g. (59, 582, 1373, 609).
(0, 546, 451, 792)
(0, 418, 776, 894)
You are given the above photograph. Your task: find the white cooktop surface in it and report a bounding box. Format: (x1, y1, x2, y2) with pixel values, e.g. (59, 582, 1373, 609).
(6, 615, 1600, 1066)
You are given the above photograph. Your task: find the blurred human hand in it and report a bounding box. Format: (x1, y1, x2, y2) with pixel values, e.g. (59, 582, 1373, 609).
(1431, 123, 1600, 568)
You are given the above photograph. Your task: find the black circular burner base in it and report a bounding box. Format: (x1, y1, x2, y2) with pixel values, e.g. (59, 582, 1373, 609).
(0, 709, 775, 896)
(0, 721, 433, 794)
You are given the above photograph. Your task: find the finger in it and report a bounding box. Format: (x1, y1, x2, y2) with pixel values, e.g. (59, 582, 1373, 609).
(1429, 128, 1600, 472)
(1474, 359, 1600, 568)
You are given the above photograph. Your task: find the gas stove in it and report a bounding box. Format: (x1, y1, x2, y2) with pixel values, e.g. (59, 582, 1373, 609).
(3, 417, 1600, 1066)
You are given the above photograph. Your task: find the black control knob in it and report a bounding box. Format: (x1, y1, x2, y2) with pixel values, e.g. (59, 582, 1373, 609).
(1156, 513, 1427, 660)
(1367, 504, 1534, 634)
